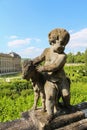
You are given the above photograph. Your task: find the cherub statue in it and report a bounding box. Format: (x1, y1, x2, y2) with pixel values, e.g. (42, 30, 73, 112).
(33, 28, 71, 117)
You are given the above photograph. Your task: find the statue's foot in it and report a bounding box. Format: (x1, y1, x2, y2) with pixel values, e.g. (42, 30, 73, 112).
(32, 106, 37, 110)
(41, 108, 47, 112)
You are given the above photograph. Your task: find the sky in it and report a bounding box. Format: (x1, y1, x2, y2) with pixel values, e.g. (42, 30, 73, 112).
(0, 0, 87, 58)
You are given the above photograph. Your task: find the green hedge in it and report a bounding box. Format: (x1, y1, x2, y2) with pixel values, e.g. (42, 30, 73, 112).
(64, 65, 87, 82)
(0, 79, 33, 98)
(0, 79, 34, 122)
(71, 82, 87, 105)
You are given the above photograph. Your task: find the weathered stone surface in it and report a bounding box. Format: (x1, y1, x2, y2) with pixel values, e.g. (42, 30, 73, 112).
(28, 109, 51, 130)
(76, 102, 87, 118)
(28, 108, 85, 130)
(0, 114, 36, 130)
(50, 111, 85, 129)
(57, 119, 87, 130)
(75, 101, 87, 110)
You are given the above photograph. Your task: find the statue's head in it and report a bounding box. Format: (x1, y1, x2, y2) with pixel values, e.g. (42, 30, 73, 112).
(22, 60, 34, 80)
(48, 28, 70, 46)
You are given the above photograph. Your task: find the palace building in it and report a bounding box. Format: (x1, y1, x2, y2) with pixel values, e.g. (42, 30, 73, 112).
(0, 52, 21, 75)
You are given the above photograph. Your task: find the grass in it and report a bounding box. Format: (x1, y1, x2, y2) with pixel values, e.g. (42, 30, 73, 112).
(70, 82, 87, 105)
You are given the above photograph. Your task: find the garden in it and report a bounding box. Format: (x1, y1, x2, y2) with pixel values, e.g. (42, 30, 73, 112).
(0, 65, 87, 122)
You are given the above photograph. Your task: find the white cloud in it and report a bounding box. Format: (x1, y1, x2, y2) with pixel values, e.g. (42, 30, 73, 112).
(33, 38, 41, 42)
(8, 38, 31, 47)
(19, 47, 44, 58)
(67, 28, 87, 50)
(7, 36, 43, 58)
(9, 35, 18, 39)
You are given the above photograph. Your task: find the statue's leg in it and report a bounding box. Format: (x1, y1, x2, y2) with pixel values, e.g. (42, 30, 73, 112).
(54, 83, 59, 113)
(40, 91, 46, 112)
(44, 81, 57, 116)
(33, 85, 40, 110)
(61, 78, 70, 107)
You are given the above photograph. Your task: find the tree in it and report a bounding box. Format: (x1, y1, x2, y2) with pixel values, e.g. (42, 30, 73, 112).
(84, 49, 87, 65)
(67, 53, 74, 63)
(74, 52, 83, 63)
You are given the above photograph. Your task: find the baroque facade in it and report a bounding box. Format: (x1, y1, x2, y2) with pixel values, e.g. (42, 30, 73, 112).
(0, 52, 21, 75)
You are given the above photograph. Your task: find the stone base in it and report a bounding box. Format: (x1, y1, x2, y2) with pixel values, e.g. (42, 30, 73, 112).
(58, 119, 87, 130)
(26, 108, 85, 130)
(0, 117, 36, 130)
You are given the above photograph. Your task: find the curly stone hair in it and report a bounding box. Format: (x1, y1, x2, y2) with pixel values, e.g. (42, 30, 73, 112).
(48, 28, 70, 46)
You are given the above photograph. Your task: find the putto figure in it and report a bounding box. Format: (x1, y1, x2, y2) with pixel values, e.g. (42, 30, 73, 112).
(33, 28, 71, 117)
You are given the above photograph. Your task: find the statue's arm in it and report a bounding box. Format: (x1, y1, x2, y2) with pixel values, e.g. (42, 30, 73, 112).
(33, 48, 48, 65)
(39, 54, 67, 72)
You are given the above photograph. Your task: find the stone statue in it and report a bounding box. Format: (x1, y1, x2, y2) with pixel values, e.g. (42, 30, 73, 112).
(22, 60, 46, 112)
(21, 28, 87, 130)
(33, 28, 71, 117)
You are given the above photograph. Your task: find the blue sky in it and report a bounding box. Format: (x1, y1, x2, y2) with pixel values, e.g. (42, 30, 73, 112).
(0, 0, 87, 58)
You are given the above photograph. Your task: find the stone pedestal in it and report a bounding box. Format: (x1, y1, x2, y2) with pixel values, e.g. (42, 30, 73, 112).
(28, 108, 86, 130)
(26, 102, 87, 130)
(58, 119, 87, 130)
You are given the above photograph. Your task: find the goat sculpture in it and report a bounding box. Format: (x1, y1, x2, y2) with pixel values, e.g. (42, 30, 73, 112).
(22, 60, 46, 111)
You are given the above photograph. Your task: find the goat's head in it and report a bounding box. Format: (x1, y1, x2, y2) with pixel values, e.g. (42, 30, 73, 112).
(22, 60, 35, 80)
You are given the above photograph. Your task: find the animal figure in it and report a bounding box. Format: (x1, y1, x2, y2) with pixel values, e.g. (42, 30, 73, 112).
(22, 60, 46, 111)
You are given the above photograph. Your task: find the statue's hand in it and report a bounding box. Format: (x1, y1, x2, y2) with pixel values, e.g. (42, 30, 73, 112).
(36, 66, 44, 72)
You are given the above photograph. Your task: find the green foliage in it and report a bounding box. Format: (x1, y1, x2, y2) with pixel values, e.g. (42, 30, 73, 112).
(0, 78, 34, 122)
(0, 95, 34, 122)
(0, 79, 33, 93)
(66, 50, 87, 63)
(64, 65, 87, 82)
(71, 82, 87, 105)
(67, 52, 74, 63)
(84, 49, 87, 65)
(64, 65, 87, 105)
